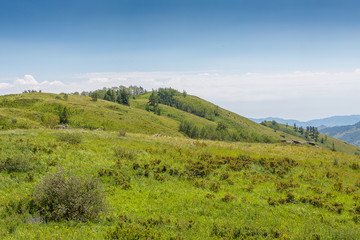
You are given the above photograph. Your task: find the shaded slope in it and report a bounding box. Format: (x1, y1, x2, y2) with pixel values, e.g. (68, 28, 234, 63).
(320, 122, 360, 147)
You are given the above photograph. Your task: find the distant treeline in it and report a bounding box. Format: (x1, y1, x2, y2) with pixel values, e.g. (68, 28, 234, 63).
(261, 120, 324, 143)
(74, 85, 147, 106)
(148, 88, 220, 121)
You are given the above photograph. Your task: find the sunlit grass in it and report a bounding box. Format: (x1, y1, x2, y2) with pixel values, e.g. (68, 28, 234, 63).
(0, 129, 359, 239)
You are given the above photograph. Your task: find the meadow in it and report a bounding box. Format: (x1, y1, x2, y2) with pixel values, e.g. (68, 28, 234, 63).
(1, 129, 360, 239)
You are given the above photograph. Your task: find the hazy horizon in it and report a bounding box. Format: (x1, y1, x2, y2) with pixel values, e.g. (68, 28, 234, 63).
(1, 0, 360, 121)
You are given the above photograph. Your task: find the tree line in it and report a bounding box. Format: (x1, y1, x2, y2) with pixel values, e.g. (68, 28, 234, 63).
(146, 88, 219, 121)
(261, 121, 323, 143)
(77, 85, 147, 106)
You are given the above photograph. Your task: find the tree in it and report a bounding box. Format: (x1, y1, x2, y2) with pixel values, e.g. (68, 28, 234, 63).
(299, 126, 304, 135)
(59, 107, 69, 124)
(183, 90, 187, 98)
(90, 92, 98, 101)
(148, 90, 159, 106)
(117, 88, 130, 105)
(216, 122, 227, 131)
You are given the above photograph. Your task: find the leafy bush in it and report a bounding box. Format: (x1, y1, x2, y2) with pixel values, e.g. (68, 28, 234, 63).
(0, 152, 38, 173)
(107, 221, 161, 239)
(222, 193, 236, 202)
(32, 169, 105, 221)
(119, 130, 126, 137)
(114, 147, 137, 159)
(56, 132, 82, 144)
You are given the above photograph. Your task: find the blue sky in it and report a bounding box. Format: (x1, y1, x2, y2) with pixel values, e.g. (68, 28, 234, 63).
(1, 0, 360, 120)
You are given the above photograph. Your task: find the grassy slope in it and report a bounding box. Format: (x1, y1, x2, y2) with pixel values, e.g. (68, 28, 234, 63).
(261, 121, 360, 156)
(0, 92, 301, 142)
(0, 129, 360, 239)
(1, 92, 359, 155)
(0, 93, 181, 136)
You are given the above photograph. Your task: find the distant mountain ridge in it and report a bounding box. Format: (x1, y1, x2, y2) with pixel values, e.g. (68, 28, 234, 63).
(250, 115, 360, 128)
(320, 121, 360, 147)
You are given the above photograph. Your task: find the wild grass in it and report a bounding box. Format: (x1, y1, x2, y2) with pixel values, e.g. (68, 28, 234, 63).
(0, 129, 359, 239)
(0, 92, 358, 155)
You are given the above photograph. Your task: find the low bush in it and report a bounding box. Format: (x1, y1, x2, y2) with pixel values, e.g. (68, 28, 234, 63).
(0, 152, 38, 173)
(32, 169, 105, 221)
(114, 147, 137, 159)
(119, 130, 126, 137)
(222, 193, 236, 202)
(56, 132, 82, 144)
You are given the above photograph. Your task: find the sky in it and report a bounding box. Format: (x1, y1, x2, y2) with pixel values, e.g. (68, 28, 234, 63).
(1, 0, 360, 121)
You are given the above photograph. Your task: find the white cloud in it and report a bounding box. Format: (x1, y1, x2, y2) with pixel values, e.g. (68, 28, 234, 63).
(0, 83, 13, 90)
(15, 75, 39, 85)
(72, 69, 360, 102)
(1, 75, 67, 94)
(2, 69, 360, 120)
(88, 78, 111, 83)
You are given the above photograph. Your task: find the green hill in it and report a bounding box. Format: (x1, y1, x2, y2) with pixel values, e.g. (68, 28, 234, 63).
(1, 91, 358, 155)
(0, 91, 297, 142)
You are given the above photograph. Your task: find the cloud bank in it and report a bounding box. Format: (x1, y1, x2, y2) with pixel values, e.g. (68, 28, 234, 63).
(1, 70, 360, 120)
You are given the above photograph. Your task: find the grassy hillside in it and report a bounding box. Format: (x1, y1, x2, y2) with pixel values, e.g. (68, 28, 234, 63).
(1, 91, 359, 156)
(261, 120, 360, 156)
(320, 122, 360, 147)
(0, 93, 182, 136)
(0, 92, 303, 144)
(0, 129, 360, 239)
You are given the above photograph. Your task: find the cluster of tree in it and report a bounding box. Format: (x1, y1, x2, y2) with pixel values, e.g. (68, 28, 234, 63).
(77, 85, 147, 106)
(261, 121, 323, 142)
(79, 86, 146, 97)
(148, 88, 219, 121)
(145, 90, 161, 115)
(293, 124, 320, 142)
(180, 120, 274, 143)
(22, 90, 42, 93)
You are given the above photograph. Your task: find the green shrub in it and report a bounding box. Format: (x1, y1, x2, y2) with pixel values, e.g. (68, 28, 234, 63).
(0, 152, 38, 173)
(32, 169, 105, 221)
(222, 193, 236, 202)
(114, 147, 137, 159)
(119, 130, 126, 137)
(56, 132, 82, 144)
(106, 220, 161, 240)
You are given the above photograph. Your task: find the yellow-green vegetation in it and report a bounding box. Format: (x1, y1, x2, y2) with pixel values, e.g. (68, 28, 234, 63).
(261, 120, 360, 156)
(1, 129, 360, 239)
(1, 91, 358, 155)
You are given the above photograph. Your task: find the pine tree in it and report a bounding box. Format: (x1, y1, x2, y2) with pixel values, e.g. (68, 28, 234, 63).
(59, 107, 69, 124)
(148, 90, 158, 106)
